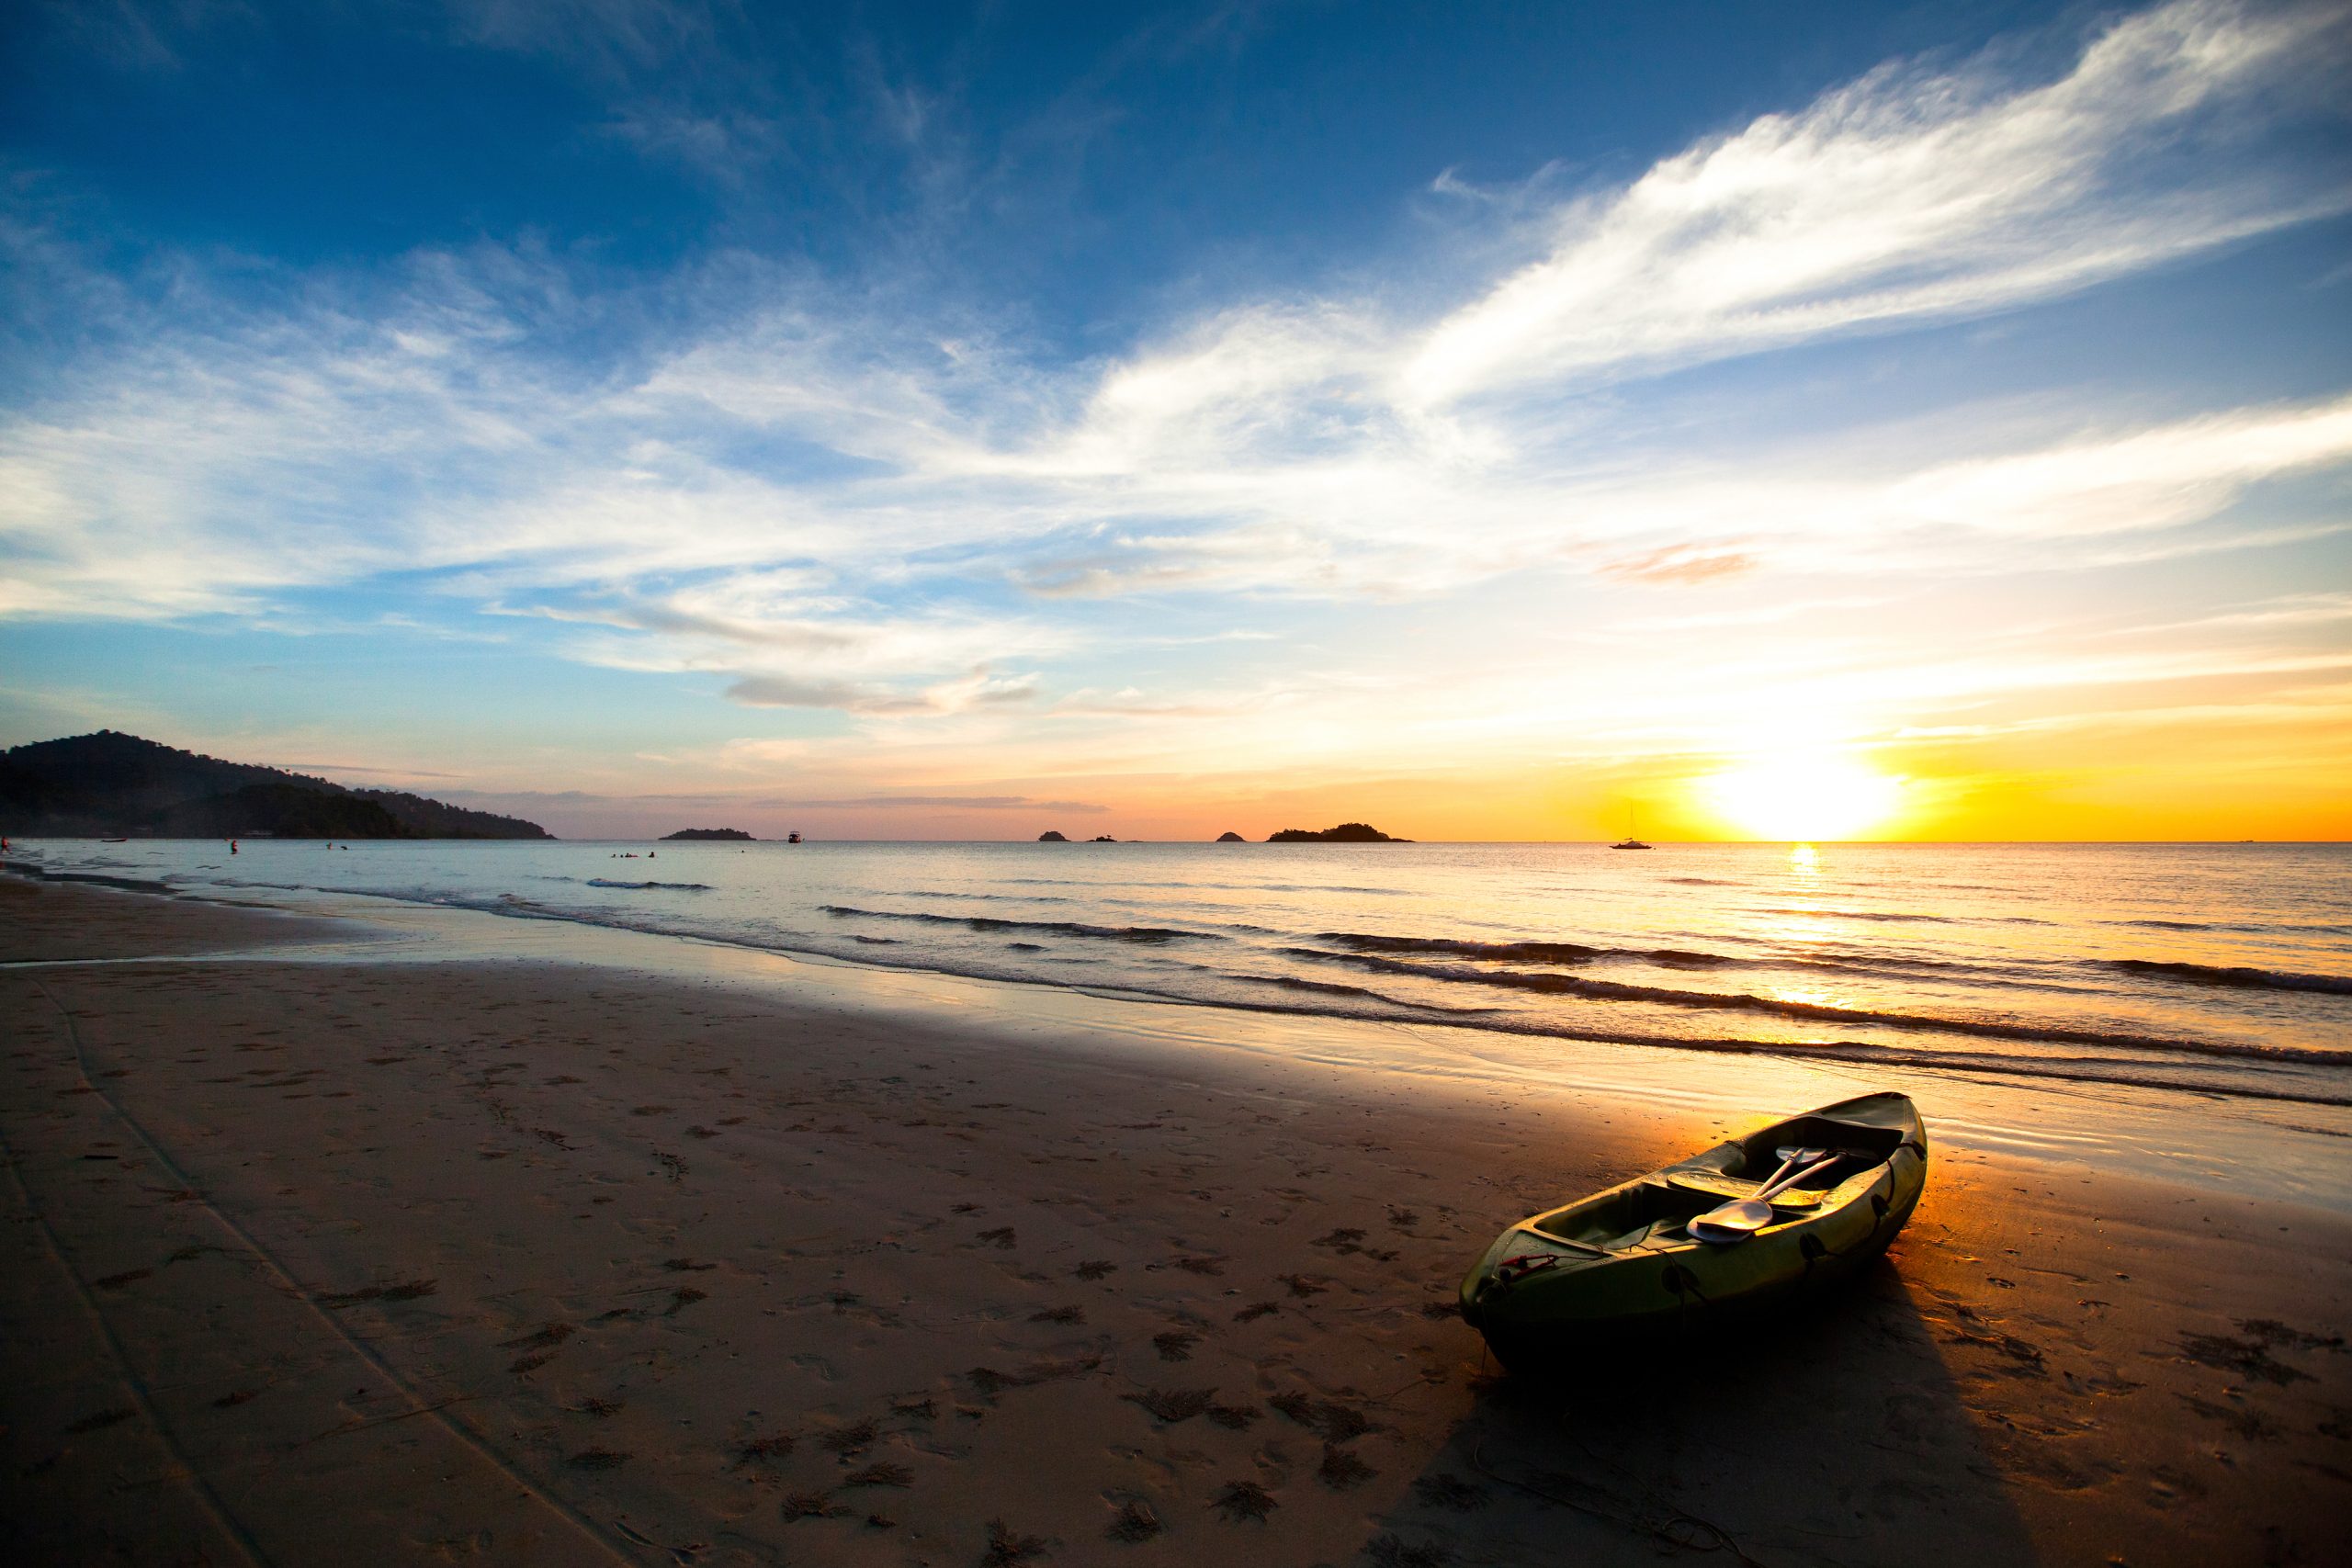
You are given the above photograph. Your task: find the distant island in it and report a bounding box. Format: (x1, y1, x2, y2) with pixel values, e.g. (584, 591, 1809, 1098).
(662, 828, 752, 840)
(0, 730, 551, 840)
(1266, 822, 1410, 842)
(1091, 835, 1117, 842)
(1216, 830, 1246, 841)
(1037, 830, 1069, 841)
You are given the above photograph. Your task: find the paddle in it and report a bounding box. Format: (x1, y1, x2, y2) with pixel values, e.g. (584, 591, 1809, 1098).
(1688, 1146, 1839, 1245)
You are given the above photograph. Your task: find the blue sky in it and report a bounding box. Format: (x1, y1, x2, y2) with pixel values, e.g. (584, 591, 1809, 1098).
(2, 0, 2347, 839)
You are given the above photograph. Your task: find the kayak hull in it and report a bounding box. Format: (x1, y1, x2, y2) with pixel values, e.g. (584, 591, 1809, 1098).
(1459, 1092, 1927, 1372)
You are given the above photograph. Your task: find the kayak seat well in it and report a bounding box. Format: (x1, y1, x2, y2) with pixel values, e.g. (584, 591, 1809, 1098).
(1529, 1179, 1725, 1249)
(1729, 1116, 1905, 1180)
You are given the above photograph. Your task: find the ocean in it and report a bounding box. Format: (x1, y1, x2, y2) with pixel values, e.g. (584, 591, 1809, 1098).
(12, 837, 2347, 1110)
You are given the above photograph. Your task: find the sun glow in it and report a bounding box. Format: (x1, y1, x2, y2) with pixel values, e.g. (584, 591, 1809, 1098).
(1701, 754, 1905, 841)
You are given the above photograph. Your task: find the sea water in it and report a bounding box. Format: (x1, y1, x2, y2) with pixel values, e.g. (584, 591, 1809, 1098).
(13, 839, 2346, 1110)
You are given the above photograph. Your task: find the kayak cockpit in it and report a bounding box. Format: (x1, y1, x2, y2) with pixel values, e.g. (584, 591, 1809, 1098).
(1716, 1112, 1909, 1178)
(1529, 1181, 1723, 1251)
(1526, 1105, 1915, 1251)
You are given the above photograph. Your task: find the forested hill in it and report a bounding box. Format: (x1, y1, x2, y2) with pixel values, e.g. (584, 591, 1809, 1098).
(0, 731, 550, 839)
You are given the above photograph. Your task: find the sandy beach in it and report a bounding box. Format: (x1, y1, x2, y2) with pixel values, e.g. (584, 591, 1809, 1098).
(3, 873, 2346, 1567)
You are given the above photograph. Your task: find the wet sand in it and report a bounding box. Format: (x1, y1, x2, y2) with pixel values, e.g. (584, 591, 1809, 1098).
(3, 874, 2346, 1566)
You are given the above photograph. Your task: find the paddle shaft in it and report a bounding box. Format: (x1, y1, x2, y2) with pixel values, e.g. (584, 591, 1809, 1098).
(1754, 1154, 1838, 1201)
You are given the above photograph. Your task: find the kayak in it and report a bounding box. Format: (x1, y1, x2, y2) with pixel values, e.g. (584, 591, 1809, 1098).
(1459, 1091, 1927, 1371)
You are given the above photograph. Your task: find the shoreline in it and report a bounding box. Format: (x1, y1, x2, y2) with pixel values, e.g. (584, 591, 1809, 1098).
(4, 874, 2348, 1565)
(9, 843, 2346, 1111)
(9, 858, 2349, 1206)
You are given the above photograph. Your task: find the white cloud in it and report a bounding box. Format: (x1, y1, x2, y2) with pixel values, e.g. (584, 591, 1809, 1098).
(2, 0, 2347, 725)
(1402, 0, 2350, 404)
(725, 668, 1036, 716)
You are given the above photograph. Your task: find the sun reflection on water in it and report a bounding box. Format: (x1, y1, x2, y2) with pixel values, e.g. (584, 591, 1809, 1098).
(1747, 842, 1835, 948)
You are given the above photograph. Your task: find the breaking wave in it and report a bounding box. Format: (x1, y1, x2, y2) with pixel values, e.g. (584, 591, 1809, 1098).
(821, 904, 1208, 944)
(1283, 947, 2349, 1065)
(2106, 959, 2352, 995)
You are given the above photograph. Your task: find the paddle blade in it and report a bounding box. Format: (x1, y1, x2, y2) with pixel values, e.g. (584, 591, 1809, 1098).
(1689, 1199, 1772, 1245)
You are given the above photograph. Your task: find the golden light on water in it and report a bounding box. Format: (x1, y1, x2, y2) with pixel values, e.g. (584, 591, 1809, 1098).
(1700, 753, 1905, 841)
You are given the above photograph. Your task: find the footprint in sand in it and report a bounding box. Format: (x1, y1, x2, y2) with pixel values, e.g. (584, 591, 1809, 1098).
(1318, 1443, 1375, 1490)
(780, 1491, 841, 1521)
(734, 1432, 794, 1466)
(985, 1520, 1048, 1563)
(1411, 1472, 1490, 1512)
(498, 1323, 577, 1352)
(1270, 1391, 1375, 1441)
(1106, 1500, 1163, 1542)
(1211, 1481, 1277, 1522)
(818, 1419, 877, 1458)
(842, 1461, 913, 1488)
(1121, 1388, 1214, 1424)
(63, 1407, 136, 1435)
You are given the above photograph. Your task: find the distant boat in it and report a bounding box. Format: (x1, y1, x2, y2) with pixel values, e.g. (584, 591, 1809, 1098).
(786, 831, 802, 843)
(1610, 808, 1651, 850)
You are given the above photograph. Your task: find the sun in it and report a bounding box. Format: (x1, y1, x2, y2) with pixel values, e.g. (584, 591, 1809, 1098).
(1700, 753, 1905, 840)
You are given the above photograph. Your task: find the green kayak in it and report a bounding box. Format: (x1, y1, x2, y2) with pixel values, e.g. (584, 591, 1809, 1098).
(1460, 1091, 1927, 1371)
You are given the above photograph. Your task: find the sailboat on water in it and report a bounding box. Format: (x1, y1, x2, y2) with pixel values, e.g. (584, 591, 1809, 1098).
(1611, 807, 1652, 851)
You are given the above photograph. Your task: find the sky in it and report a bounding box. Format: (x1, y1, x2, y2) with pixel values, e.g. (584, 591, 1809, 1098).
(2, 0, 2348, 841)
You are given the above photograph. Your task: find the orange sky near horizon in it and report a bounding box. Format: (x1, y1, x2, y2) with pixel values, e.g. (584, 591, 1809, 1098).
(397, 714, 2350, 842)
